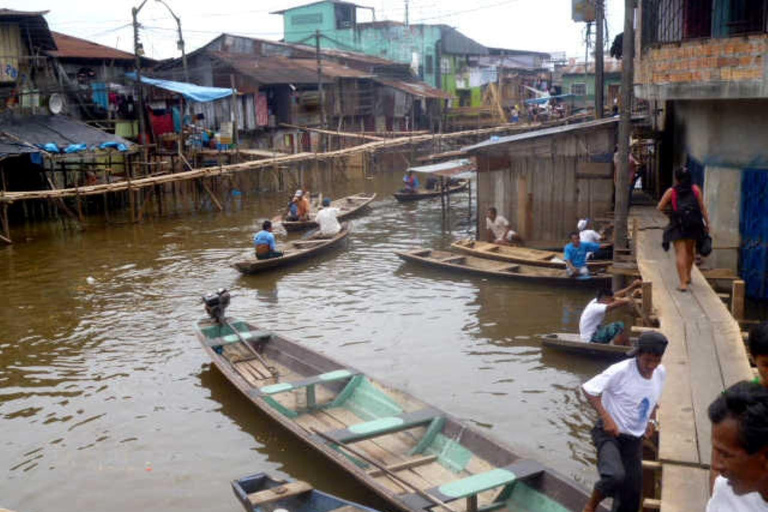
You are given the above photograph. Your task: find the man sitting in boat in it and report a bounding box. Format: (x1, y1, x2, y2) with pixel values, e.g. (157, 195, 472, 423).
(253, 220, 283, 260)
(579, 280, 642, 345)
(485, 207, 524, 245)
(578, 218, 613, 260)
(564, 231, 601, 277)
(402, 170, 420, 193)
(284, 193, 300, 221)
(315, 198, 341, 238)
(297, 189, 311, 220)
(581, 332, 668, 512)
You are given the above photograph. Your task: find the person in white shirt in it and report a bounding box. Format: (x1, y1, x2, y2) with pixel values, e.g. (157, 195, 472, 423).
(579, 280, 642, 344)
(706, 381, 768, 512)
(581, 332, 669, 512)
(578, 218, 603, 244)
(314, 198, 341, 237)
(485, 207, 523, 245)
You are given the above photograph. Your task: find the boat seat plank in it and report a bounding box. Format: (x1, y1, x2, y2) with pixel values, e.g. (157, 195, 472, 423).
(440, 256, 466, 264)
(314, 409, 407, 467)
(428, 460, 544, 502)
(324, 408, 441, 444)
(247, 481, 313, 506)
(205, 330, 273, 347)
(252, 369, 360, 397)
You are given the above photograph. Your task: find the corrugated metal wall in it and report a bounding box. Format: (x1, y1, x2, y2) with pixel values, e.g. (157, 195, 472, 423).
(739, 168, 768, 299)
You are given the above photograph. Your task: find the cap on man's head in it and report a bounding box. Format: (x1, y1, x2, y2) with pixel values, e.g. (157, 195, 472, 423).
(577, 219, 588, 231)
(294, 189, 303, 197)
(322, 198, 331, 207)
(627, 331, 669, 357)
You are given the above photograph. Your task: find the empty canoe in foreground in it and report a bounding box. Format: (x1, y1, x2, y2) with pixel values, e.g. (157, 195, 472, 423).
(232, 472, 380, 512)
(233, 223, 350, 275)
(393, 180, 468, 202)
(281, 193, 377, 232)
(195, 307, 595, 512)
(451, 240, 610, 270)
(538, 333, 632, 361)
(396, 248, 611, 287)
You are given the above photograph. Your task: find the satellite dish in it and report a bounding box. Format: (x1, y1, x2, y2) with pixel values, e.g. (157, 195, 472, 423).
(48, 93, 64, 115)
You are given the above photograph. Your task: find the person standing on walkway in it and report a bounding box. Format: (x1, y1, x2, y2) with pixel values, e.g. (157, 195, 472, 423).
(706, 381, 768, 511)
(581, 332, 669, 512)
(657, 167, 711, 292)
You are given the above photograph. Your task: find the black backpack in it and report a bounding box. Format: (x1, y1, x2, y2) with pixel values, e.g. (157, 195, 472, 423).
(674, 187, 704, 232)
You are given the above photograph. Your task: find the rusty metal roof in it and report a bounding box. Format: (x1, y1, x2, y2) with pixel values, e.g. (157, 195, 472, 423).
(210, 52, 372, 85)
(374, 78, 451, 99)
(48, 32, 137, 61)
(560, 59, 623, 75)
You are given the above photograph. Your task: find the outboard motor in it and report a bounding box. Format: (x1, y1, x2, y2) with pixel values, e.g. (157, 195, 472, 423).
(202, 288, 230, 323)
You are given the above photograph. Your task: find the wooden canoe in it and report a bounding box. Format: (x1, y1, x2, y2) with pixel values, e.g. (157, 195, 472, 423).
(393, 180, 468, 202)
(233, 223, 350, 275)
(281, 192, 377, 232)
(232, 472, 380, 512)
(396, 249, 612, 287)
(451, 240, 610, 270)
(538, 333, 633, 361)
(195, 312, 595, 512)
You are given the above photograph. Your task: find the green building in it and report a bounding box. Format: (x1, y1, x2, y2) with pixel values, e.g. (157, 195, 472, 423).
(558, 59, 622, 111)
(274, 0, 488, 102)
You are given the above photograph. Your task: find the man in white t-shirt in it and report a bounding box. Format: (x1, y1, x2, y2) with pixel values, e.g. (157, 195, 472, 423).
(485, 207, 523, 245)
(578, 218, 603, 244)
(315, 198, 341, 237)
(581, 332, 669, 512)
(706, 381, 768, 512)
(579, 280, 642, 344)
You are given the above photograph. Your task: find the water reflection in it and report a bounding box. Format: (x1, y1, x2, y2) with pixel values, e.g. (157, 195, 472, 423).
(2, 169, 604, 511)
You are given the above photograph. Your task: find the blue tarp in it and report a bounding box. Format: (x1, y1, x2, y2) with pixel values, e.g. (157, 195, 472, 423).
(125, 73, 234, 103)
(525, 94, 576, 105)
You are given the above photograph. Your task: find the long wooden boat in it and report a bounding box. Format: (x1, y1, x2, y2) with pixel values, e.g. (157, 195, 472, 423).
(196, 307, 596, 512)
(451, 240, 610, 270)
(393, 180, 468, 202)
(232, 472, 380, 512)
(396, 248, 611, 287)
(233, 223, 350, 275)
(281, 193, 377, 232)
(537, 333, 632, 361)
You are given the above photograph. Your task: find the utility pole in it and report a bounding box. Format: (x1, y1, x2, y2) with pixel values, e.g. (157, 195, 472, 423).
(405, 0, 409, 25)
(155, 0, 188, 82)
(594, 0, 604, 118)
(315, 30, 327, 129)
(614, 0, 635, 250)
(132, 0, 149, 160)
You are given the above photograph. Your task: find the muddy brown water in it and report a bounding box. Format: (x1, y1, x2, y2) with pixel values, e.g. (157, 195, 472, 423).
(0, 171, 613, 511)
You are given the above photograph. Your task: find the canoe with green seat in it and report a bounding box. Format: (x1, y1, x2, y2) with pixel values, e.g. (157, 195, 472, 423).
(195, 309, 600, 512)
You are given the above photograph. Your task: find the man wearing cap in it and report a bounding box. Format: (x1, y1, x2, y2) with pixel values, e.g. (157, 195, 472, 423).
(315, 198, 341, 237)
(581, 332, 669, 512)
(706, 381, 768, 512)
(578, 219, 602, 245)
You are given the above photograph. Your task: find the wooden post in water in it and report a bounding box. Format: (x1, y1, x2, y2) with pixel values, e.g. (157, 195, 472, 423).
(642, 281, 653, 320)
(731, 280, 745, 321)
(0, 203, 11, 244)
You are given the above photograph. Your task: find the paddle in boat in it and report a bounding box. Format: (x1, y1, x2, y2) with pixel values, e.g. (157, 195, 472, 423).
(233, 223, 350, 275)
(451, 240, 610, 271)
(537, 333, 633, 361)
(281, 193, 377, 232)
(232, 472, 380, 512)
(396, 248, 611, 287)
(195, 289, 597, 512)
(393, 180, 468, 202)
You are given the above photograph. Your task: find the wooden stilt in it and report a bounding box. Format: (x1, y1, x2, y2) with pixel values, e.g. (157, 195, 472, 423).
(202, 179, 224, 211)
(642, 281, 653, 319)
(731, 280, 745, 321)
(0, 203, 11, 244)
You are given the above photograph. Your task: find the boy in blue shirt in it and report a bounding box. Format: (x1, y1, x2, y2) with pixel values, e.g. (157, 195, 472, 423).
(253, 220, 283, 260)
(564, 231, 600, 277)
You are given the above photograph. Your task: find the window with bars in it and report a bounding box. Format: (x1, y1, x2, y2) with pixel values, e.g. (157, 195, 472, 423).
(571, 83, 587, 95)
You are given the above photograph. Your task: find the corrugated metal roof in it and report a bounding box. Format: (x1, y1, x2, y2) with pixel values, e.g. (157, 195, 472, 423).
(439, 26, 488, 56)
(0, 9, 56, 51)
(374, 78, 451, 99)
(48, 31, 138, 61)
(487, 47, 551, 58)
(462, 117, 619, 153)
(271, 0, 361, 15)
(210, 52, 372, 84)
(408, 158, 476, 177)
(0, 9, 49, 17)
(0, 114, 133, 155)
(560, 59, 623, 75)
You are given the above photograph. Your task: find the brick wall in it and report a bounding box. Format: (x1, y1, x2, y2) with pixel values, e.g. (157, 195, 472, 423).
(636, 35, 767, 88)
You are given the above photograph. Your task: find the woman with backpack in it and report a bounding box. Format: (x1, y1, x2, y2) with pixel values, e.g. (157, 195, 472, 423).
(657, 167, 711, 292)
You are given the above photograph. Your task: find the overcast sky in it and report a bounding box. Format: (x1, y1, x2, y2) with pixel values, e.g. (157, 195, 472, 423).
(8, 0, 626, 61)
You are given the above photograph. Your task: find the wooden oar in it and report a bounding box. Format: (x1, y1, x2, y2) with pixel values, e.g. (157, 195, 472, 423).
(310, 428, 455, 512)
(221, 318, 279, 379)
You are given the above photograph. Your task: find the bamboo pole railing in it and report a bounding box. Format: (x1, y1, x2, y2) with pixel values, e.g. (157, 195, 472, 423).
(0, 115, 589, 204)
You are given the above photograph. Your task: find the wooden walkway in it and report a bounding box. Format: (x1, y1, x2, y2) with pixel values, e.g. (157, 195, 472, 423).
(631, 207, 753, 512)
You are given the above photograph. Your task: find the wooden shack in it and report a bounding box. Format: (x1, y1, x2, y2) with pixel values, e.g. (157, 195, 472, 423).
(463, 117, 618, 244)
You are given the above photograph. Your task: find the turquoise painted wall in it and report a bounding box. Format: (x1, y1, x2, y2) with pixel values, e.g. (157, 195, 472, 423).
(561, 73, 621, 104)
